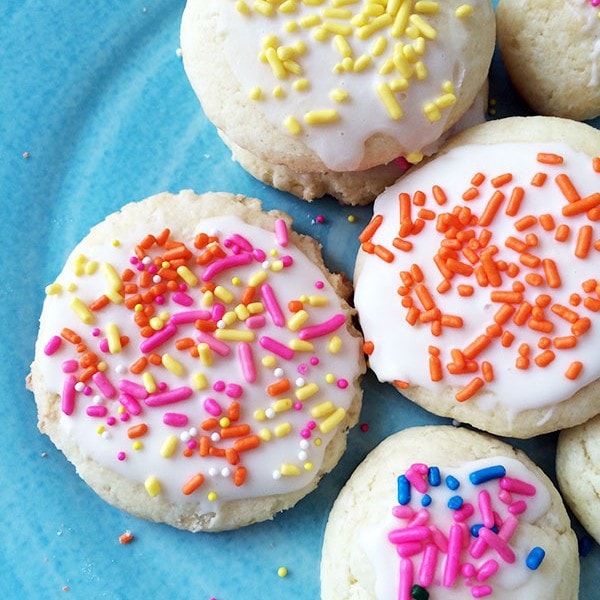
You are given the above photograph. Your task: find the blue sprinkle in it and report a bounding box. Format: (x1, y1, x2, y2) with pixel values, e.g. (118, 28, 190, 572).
(447, 495, 464, 510)
(469, 465, 506, 485)
(526, 547, 545, 570)
(446, 475, 460, 490)
(428, 466, 441, 487)
(471, 523, 484, 537)
(421, 494, 432, 507)
(398, 474, 411, 505)
(578, 535, 593, 557)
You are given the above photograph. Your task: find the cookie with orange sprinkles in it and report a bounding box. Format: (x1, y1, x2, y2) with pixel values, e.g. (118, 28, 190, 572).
(354, 116, 600, 438)
(179, 0, 495, 204)
(29, 190, 365, 531)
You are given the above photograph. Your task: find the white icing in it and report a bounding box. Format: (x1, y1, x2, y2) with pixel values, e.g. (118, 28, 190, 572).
(359, 457, 552, 599)
(354, 142, 600, 415)
(210, 0, 491, 171)
(35, 214, 362, 510)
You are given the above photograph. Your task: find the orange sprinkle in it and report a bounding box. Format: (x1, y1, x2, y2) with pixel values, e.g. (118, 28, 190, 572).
(420, 307, 441, 324)
(565, 361, 583, 380)
(571, 317, 591, 336)
(450, 348, 466, 369)
(446, 258, 474, 277)
(195, 320, 217, 333)
(478, 190, 505, 227)
(562, 192, 600, 216)
(462, 334, 491, 360)
(225, 447, 240, 466)
(515, 356, 529, 369)
(124, 294, 143, 310)
(462, 187, 479, 201)
(175, 337, 195, 351)
(455, 377, 484, 402)
(119, 531, 134, 545)
(481, 361, 494, 382)
(208, 447, 226, 457)
(554, 223, 570, 242)
(415, 284, 436, 311)
(575, 225, 593, 258)
(201, 418, 219, 431)
(485, 323, 502, 338)
(458, 284, 474, 297)
(182, 473, 205, 496)
(518, 343, 530, 356)
(525, 233, 538, 247)
(537, 152, 563, 165)
(490, 291, 522, 304)
(461, 246, 479, 265)
(501, 330, 515, 347)
(79, 351, 98, 369)
(481, 252, 502, 287)
(128, 356, 148, 375)
(429, 354, 443, 382)
(554, 335, 577, 349)
(505, 186, 525, 217)
(519, 252, 540, 268)
(399, 271, 414, 288)
(505, 236, 527, 253)
(593, 157, 600, 173)
(267, 379, 291, 396)
(531, 172, 547, 187)
(413, 190, 426, 206)
(528, 319, 554, 334)
(471, 172, 486, 186)
(221, 424, 251, 439)
(411, 219, 425, 235)
(418, 208, 436, 220)
(555, 173, 581, 203)
(359, 214, 383, 243)
(194, 232, 209, 249)
(588, 207, 600, 221)
(539, 214, 555, 231)
(121, 268, 135, 282)
(570, 293, 582, 306)
(538, 336, 551, 349)
(198, 436, 211, 456)
(491, 173, 513, 188)
(393, 237, 413, 251)
(363, 341, 375, 356)
(534, 349, 555, 367)
(535, 294, 552, 308)
(399, 193, 412, 237)
(584, 297, 600, 312)
(232, 466, 247, 487)
(127, 423, 149, 439)
(78, 366, 97, 382)
(514, 215, 537, 231)
(551, 303, 579, 323)
(227, 401, 240, 422)
(478, 229, 492, 248)
(506, 263, 520, 278)
(525, 273, 544, 286)
(513, 301, 533, 326)
(148, 352, 162, 365)
(542, 258, 561, 288)
(374, 245, 395, 263)
(361, 242, 375, 254)
(394, 379, 410, 389)
(441, 314, 463, 328)
(437, 279, 451, 294)
(432, 185, 447, 205)
(233, 435, 261, 452)
(89, 295, 110, 311)
(430, 320, 442, 337)
(61, 328, 82, 344)
(494, 303, 515, 325)
(582, 278, 598, 293)
(474, 266, 488, 287)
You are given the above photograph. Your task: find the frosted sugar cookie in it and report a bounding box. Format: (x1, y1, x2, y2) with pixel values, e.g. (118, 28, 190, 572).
(29, 191, 365, 531)
(496, 0, 600, 121)
(354, 116, 600, 438)
(180, 0, 495, 204)
(557, 413, 600, 545)
(321, 426, 579, 600)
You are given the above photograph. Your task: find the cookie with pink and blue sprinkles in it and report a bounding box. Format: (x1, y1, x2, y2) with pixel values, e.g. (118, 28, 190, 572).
(28, 190, 365, 531)
(321, 426, 579, 599)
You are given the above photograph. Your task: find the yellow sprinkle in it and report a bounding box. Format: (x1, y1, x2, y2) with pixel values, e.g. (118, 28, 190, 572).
(235, 1, 250, 14)
(97, 361, 108, 372)
(356, 13, 393, 39)
(161, 261, 170, 269)
(111, 239, 121, 247)
(313, 26, 329, 41)
(322, 21, 353, 35)
(159, 310, 170, 322)
(325, 373, 335, 384)
(322, 6, 352, 18)
(219, 417, 231, 428)
(333, 0, 360, 6)
(414, 60, 428, 80)
(249, 87, 263, 100)
(393, 45, 413, 77)
(285, 20, 299, 32)
(270, 260, 284, 272)
(391, 0, 412, 36)
(273, 398, 293, 412)
(249, 270, 268, 287)
(308, 295, 329, 306)
(415, 0, 439, 14)
(197, 343, 213, 366)
(247, 302, 264, 314)
(435, 93, 457, 109)
(221, 311, 237, 326)
(254, 0, 275, 16)
(106, 323, 122, 353)
(149, 316, 164, 331)
(214, 285, 234, 304)
(275, 422, 292, 437)
(340, 56, 354, 71)
(289, 339, 315, 352)
(304, 462, 314, 471)
(405, 24, 420, 38)
(333, 34, 352, 57)
(117, 405, 125, 415)
(277, 567, 288, 578)
(45, 282, 62, 295)
(234, 303, 250, 321)
(144, 476, 161, 497)
(262, 355, 277, 368)
(283, 59, 303, 75)
(280, 0, 297, 12)
(413, 36, 426, 55)
(277, 45, 296, 61)
(215, 329, 255, 342)
(207, 491, 218, 502)
(442, 80, 455, 94)
(160, 435, 178, 458)
(101, 262, 122, 291)
(176, 265, 198, 287)
(371, 35, 388, 56)
(304, 109, 339, 125)
(142, 372, 157, 394)
(378, 57, 395, 75)
(285, 115, 302, 135)
(319, 407, 346, 434)
(455, 4, 473, 17)
(70, 297, 95, 324)
(201, 290, 214, 307)
(347, 214, 355, 222)
(403, 44, 419, 63)
(295, 382, 319, 401)
(364, 2, 385, 16)
(162, 353, 185, 376)
(351, 13, 368, 27)
(106, 289, 123, 304)
(424, 102, 442, 122)
(132, 441, 143, 451)
(280, 463, 301, 476)
(84, 260, 98, 275)
(254, 409, 267, 421)
(96, 425, 105, 435)
(389, 77, 409, 92)
(134, 303, 143, 312)
(265, 47, 287, 79)
(192, 372, 208, 390)
(409, 14, 437, 39)
(353, 54, 372, 72)
(328, 335, 342, 354)
(259, 428, 272, 441)
(287, 309, 309, 331)
(231, 276, 241, 286)
(293, 78, 310, 91)
(406, 151, 424, 164)
(311, 401, 336, 418)
(376, 82, 403, 120)
(330, 88, 349, 102)
(66, 282, 77, 292)
(315, 438, 322, 446)
(299, 14, 321, 27)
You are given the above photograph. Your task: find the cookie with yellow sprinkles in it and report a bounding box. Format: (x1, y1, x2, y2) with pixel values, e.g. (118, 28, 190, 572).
(179, 0, 495, 204)
(28, 191, 365, 531)
(354, 116, 600, 438)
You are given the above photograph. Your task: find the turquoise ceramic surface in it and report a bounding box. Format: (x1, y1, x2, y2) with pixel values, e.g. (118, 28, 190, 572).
(1, 1, 598, 598)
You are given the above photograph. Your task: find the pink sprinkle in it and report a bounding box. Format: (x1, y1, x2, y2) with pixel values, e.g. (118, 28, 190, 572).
(44, 335, 62, 356)
(120, 413, 130, 422)
(298, 363, 309, 375)
(179, 283, 187, 292)
(392, 505, 415, 520)
(196, 331, 231, 357)
(310, 357, 319, 366)
(187, 439, 197, 450)
(148, 265, 158, 275)
(129, 256, 139, 265)
(238, 342, 256, 383)
(259, 335, 294, 360)
(274, 218, 289, 247)
(407, 508, 430, 527)
(170, 310, 211, 325)
(429, 526, 449, 553)
(418, 543, 438, 587)
(202, 253, 252, 281)
(476, 559, 499, 582)
(225, 383, 243, 398)
(443, 524, 462, 587)
(213, 380, 226, 392)
(203, 397, 223, 416)
(508, 500, 527, 515)
(477, 527, 516, 563)
(453, 502, 475, 522)
(245, 315, 266, 329)
(92, 328, 101, 337)
(106, 416, 116, 426)
(294, 402, 302, 410)
(173, 291, 194, 306)
(144, 386, 193, 407)
(500, 476, 536, 496)
(98, 338, 109, 353)
(92, 371, 117, 399)
(399, 558, 414, 600)
(315, 215, 325, 224)
(136, 262, 145, 271)
(498, 489, 513, 505)
(307, 420, 316, 430)
(388, 526, 431, 544)
(360, 423, 369, 432)
(300, 428, 311, 439)
(62, 359, 79, 373)
(117, 451, 126, 461)
(280, 255, 293, 267)
(315, 280, 324, 289)
(337, 378, 348, 389)
(478, 489, 495, 528)
(298, 313, 345, 340)
(211, 303, 225, 322)
(260, 283, 285, 327)
(118, 379, 149, 400)
(83, 386, 93, 396)
(471, 585, 493, 598)
(498, 514, 518, 542)
(395, 155, 411, 169)
(461, 563, 476, 578)
(119, 393, 142, 416)
(86, 405, 108, 417)
(163, 412, 189, 427)
(139, 322, 177, 353)
(405, 465, 428, 493)
(62, 375, 77, 415)
(396, 541, 423, 558)
(253, 248, 266, 262)
(155, 295, 165, 305)
(230, 233, 253, 252)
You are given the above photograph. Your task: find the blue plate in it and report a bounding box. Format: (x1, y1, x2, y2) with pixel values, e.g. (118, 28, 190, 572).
(1, 1, 597, 597)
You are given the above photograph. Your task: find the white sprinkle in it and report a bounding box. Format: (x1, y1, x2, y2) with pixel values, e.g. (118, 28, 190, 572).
(298, 451, 308, 461)
(299, 439, 309, 450)
(189, 427, 198, 437)
(208, 467, 218, 477)
(180, 431, 191, 442)
(272, 470, 281, 480)
(265, 408, 276, 419)
(211, 432, 221, 442)
(74, 382, 85, 392)
(274, 367, 284, 378)
(295, 377, 305, 387)
(221, 467, 231, 478)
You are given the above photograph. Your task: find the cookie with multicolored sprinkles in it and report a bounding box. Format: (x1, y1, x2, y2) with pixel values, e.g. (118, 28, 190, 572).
(321, 426, 579, 599)
(180, 0, 495, 204)
(354, 116, 600, 438)
(28, 190, 365, 531)
(496, 0, 600, 121)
